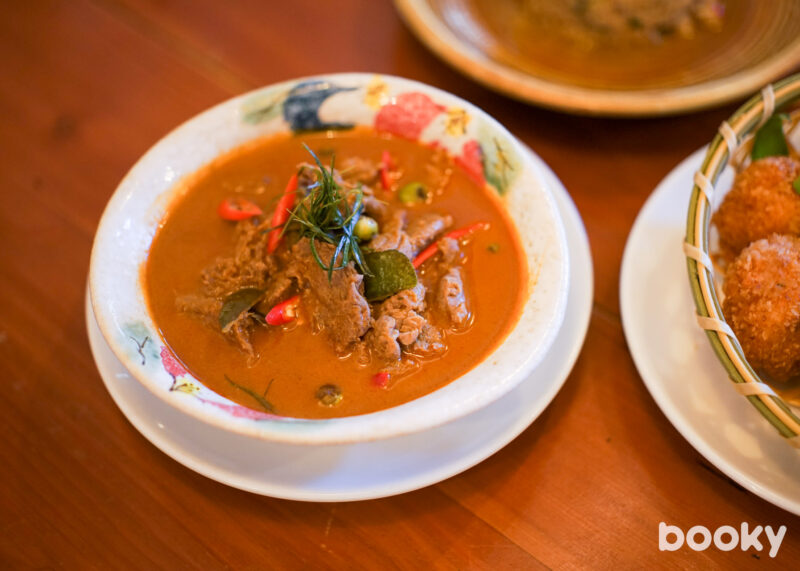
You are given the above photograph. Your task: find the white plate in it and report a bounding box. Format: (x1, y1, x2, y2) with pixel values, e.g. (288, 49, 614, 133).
(86, 150, 592, 502)
(620, 148, 800, 516)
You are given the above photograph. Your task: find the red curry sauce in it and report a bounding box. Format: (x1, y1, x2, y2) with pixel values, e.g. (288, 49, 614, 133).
(145, 129, 527, 418)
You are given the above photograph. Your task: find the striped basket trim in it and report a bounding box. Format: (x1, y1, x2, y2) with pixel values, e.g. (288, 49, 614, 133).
(684, 73, 800, 447)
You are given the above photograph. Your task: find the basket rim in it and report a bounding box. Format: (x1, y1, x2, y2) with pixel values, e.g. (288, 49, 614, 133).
(684, 72, 800, 447)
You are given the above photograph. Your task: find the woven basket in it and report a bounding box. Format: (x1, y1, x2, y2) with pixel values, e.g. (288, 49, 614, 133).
(684, 73, 800, 449)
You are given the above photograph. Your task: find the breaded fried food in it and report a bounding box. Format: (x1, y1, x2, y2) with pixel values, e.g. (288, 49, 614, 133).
(722, 234, 800, 382)
(712, 156, 800, 259)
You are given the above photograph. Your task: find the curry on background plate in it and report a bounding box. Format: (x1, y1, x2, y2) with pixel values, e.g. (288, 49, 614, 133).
(146, 129, 527, 419)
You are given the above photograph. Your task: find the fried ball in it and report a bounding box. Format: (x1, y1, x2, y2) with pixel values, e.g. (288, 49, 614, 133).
(712, 156, 800, 259)
(722, 234, 800, 382)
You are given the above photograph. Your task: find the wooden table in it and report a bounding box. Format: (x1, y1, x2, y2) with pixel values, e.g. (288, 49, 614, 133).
(2, 1, 798, 568)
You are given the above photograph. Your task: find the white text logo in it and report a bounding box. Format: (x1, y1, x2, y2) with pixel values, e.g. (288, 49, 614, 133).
(659, 522, 786, 558)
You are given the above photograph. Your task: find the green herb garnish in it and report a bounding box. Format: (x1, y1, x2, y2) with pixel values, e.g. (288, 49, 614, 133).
(751, 114, 790, 160)
(224, 374, 275, 413)
(793, 174, 800, 196)
(283, 145, 370, 280)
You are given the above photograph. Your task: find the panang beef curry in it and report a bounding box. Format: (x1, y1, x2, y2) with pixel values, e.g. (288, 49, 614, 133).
(146, 129, 527, 418)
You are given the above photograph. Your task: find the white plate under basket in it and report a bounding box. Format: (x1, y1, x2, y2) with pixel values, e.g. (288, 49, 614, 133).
(621, 148, 800, 516)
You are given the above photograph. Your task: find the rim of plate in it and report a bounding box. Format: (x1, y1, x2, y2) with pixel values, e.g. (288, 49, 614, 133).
(684, 73, 800, 448)
(394, 0, 800, 117)
(88, 72, 569, 446)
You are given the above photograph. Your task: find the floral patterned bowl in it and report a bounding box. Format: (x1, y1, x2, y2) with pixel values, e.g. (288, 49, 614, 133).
(89, 73, 569, 445)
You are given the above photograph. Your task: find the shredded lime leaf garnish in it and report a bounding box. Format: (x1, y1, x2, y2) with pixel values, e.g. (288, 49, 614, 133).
(283, 145, 370, 280)
(224, 374, 275, 413)
(751, 113, 790, 160)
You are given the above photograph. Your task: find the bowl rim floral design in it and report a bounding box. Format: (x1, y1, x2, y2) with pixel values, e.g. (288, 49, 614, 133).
(89, 73, 569, 445)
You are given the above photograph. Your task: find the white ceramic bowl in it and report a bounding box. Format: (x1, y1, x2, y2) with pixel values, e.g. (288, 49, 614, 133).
(89, 73, 569, 445)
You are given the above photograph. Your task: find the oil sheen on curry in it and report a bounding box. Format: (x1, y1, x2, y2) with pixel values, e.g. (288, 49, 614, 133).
(146, 129, 527, 418)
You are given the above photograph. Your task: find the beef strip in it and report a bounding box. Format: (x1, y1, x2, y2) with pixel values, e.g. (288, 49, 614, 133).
(405, 213, 453, 257)
(366, 314, 401, 363)
(339, 156, 380, 186)
(296, 162, 317, 191)
(438, 267, 470, 329)
(176, 217, 279, 356)
(367, 210, 413, 258)
(298, 158, 378, 197)
(409, 323, 446, 357)
(437, 236, 462, 266)
(224, 315, 259, 360)
(177, 294, 262, 359)
(367, 284, 430, 364)
(201, 218, 274, 297)
(379, 284, 427, 346)
(368, 211, 452, 260)
(259, 269, 295, 310)
(286, 239, 371, 355)
(176, 294, 222, 328)
(362, 195, 390, 222)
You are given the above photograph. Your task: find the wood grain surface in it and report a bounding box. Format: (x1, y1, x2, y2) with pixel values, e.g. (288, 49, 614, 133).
(1, 1, 798, 568)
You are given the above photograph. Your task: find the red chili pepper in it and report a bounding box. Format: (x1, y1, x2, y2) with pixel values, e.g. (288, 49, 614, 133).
(265, 295, 300, 326)
(371, 372, 390, 389)
(380, 150, 394, 191)
(412, 222, 490, 269)
(267, 173, 299, 254)
(217, 197, 263, 221)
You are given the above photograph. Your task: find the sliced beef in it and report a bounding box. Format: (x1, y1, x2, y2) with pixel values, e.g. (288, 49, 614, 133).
(260, 269, 295, 309)
(406, 213, 453, 258)
(339, 156, 380, 186)
(298, 158, 377, 196)
(379, 284, 427, 346)
(296, 162, 318, 191)
(177, 294, 260, 358)
(366, 314, 401, 363)
(438, 267, 470, 329)
(296, 161, 343, 191)
(396, 312, 426, 346)
(201, 218, 273, 297)
(362, 195, 390, 222)
(409, 323, 446, 357)
(224, 314, 259, 360)
(437, 236, 462, 266)
(176, 294, 222, 329)
(368, 211, 452, 260)
(368, 284, 429, 364)
(177, 218, 279, 357)
(287, 239, 371, 354)
(367, 210, 413, 258)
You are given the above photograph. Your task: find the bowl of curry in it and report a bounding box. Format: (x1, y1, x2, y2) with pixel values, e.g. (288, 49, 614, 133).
(89, 73, 569, 444)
